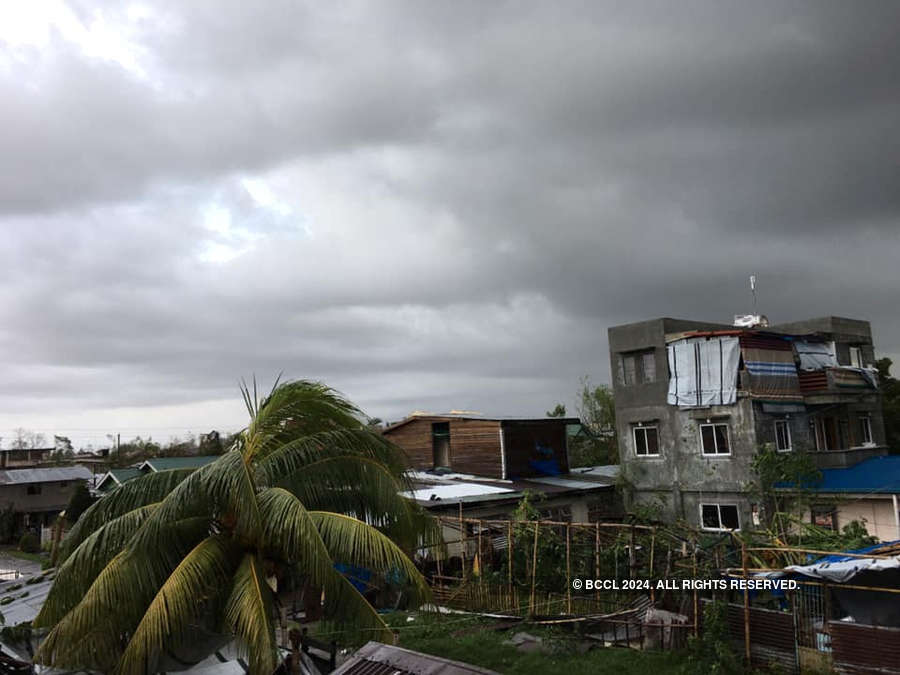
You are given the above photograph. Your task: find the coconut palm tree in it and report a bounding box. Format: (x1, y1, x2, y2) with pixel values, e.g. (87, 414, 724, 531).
(34, 379, 434, 674)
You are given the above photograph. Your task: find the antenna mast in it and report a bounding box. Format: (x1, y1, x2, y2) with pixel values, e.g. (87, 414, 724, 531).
(749, 275, 757, 314)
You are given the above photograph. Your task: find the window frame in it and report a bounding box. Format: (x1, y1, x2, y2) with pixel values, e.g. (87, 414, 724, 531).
(849, 345, 863, 368)
(641, 350, 656, 383)
(774, 419, 792, 452)
(699, 503, 741, 531)
(621, 353, 637, 385)
(632, 424, 660, 458)
(859, 416, 873, 446)
(699, 422, 731, 456)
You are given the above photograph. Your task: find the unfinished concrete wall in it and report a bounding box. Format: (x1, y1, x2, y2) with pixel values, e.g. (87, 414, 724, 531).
(834, 498, 899, 542)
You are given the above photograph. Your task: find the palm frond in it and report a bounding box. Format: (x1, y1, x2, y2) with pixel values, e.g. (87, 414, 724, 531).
(37, 512, 215, 670)
(254, 428, 410, 488)
(223, 554, 278, 675)
(116, 535, 239, 675)
(308, 511, 430, 603)
(35, 503, 159, 628)
(319, 565, 394, 643)
(36, 551, 141, 671)
(256, 488, 332, 584)
(242, 380, 365, 461)
(278, 455, 423, 546)
(130, 450, 260, 548)
(59, 469, 195, 562)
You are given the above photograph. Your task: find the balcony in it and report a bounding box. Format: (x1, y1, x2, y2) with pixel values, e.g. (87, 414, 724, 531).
(798, 367, 877, 402)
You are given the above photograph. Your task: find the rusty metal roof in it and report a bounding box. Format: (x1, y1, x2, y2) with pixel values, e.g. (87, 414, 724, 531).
(333, 642, 500, 675)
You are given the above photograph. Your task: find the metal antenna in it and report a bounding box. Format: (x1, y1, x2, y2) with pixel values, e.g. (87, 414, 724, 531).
(749, 275, 758, 314)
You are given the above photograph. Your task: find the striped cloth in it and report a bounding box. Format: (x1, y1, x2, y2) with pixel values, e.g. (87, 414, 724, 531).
(740, 335, 802, 401)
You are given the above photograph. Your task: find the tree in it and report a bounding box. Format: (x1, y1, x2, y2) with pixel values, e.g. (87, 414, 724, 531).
(64, 484, 94, 525)
(9, 428, 45, 450)
(545, 403, 567, 417)
(875, 358, 900, 451)
(34, 379, 433, 674)
(569, 376, 618, 466)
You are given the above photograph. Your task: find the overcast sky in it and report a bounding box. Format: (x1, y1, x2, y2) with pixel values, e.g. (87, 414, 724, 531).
(1, 1, 898, 449)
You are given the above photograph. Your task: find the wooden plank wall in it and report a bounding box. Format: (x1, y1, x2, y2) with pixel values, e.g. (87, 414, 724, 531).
(502, 420, 569, 479)
(384, 417, 503, 478)
(448, 418, 503, 478)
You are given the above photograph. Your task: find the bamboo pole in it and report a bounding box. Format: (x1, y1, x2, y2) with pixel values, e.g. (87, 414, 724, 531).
(649, 528, 656, 603)
(595, 522, 601, 604)
(742, 540, 751, 664)
(507, 519, 514, 610)
(478, 519, 483, 586)
(692, 548, 699, 638)
(745, 546, 894, 560)
(566, 524, 572, 615)
(530, 521, 539, 617)
(459, 503, 467, 580)
(628, 525, 636, 579)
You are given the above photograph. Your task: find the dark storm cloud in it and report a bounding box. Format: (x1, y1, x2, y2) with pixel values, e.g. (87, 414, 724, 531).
(0, 1, 898, 438)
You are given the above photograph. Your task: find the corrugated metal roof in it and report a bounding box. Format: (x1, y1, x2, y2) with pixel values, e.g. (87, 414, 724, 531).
(402, 483, 515, 501)
(571, 465, 621, 480)
(333, 642, 500, 675)
(526, 476, 611, 490)
(0, 465, 93, 485)
(777, 455, 900, 493)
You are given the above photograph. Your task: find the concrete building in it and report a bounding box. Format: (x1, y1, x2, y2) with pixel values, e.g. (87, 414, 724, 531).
(608, 316, 887, 532)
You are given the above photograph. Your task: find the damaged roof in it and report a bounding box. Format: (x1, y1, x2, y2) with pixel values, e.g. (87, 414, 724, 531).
(333, 641, 500, 675)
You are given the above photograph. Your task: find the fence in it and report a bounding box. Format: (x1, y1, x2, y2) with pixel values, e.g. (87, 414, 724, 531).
(829, 622, 900, 674)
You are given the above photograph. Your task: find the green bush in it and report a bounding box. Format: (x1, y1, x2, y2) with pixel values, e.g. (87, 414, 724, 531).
(18, 532, 40, 554)
(0, 597, 13, 605)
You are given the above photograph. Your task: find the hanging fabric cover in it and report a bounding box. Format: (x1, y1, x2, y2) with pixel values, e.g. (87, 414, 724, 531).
(794, 341, 837, 371)
(740, 334, 802, 401)
(667, 336, 740, 407)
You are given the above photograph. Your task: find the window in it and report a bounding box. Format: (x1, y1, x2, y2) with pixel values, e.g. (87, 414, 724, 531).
(849, 346, 862, 368)
(431, 422, 450, 468)
(774, 420, 792, 452)
(811, 506, 837, 531)
(641, 351, 656, 383)
(633, 425, 660, 457)
(59, 481, 69, 488)
(860, 416, 873, 445)
(812, 417, 839, 451)
(538, 505, 572, 522)
(700, 503, 740, 531)
(618, 349, 656, 385)
(620, 354, 637, 385)
(700, 423, 730, 455)
(26, 485, 42, 495)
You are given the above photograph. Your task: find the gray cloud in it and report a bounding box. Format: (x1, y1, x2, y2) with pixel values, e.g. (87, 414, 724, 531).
(0, 1, 898, 445)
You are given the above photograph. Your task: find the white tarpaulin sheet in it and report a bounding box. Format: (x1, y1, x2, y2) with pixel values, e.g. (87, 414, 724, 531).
(667, 337, 740, 407)
(784, 556, 900, 583)
(794, 340, 837, 371)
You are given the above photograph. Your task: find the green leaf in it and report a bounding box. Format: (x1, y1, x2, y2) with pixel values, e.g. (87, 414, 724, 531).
(224, 554, 278, 675)
(116, 535, 239, 675)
